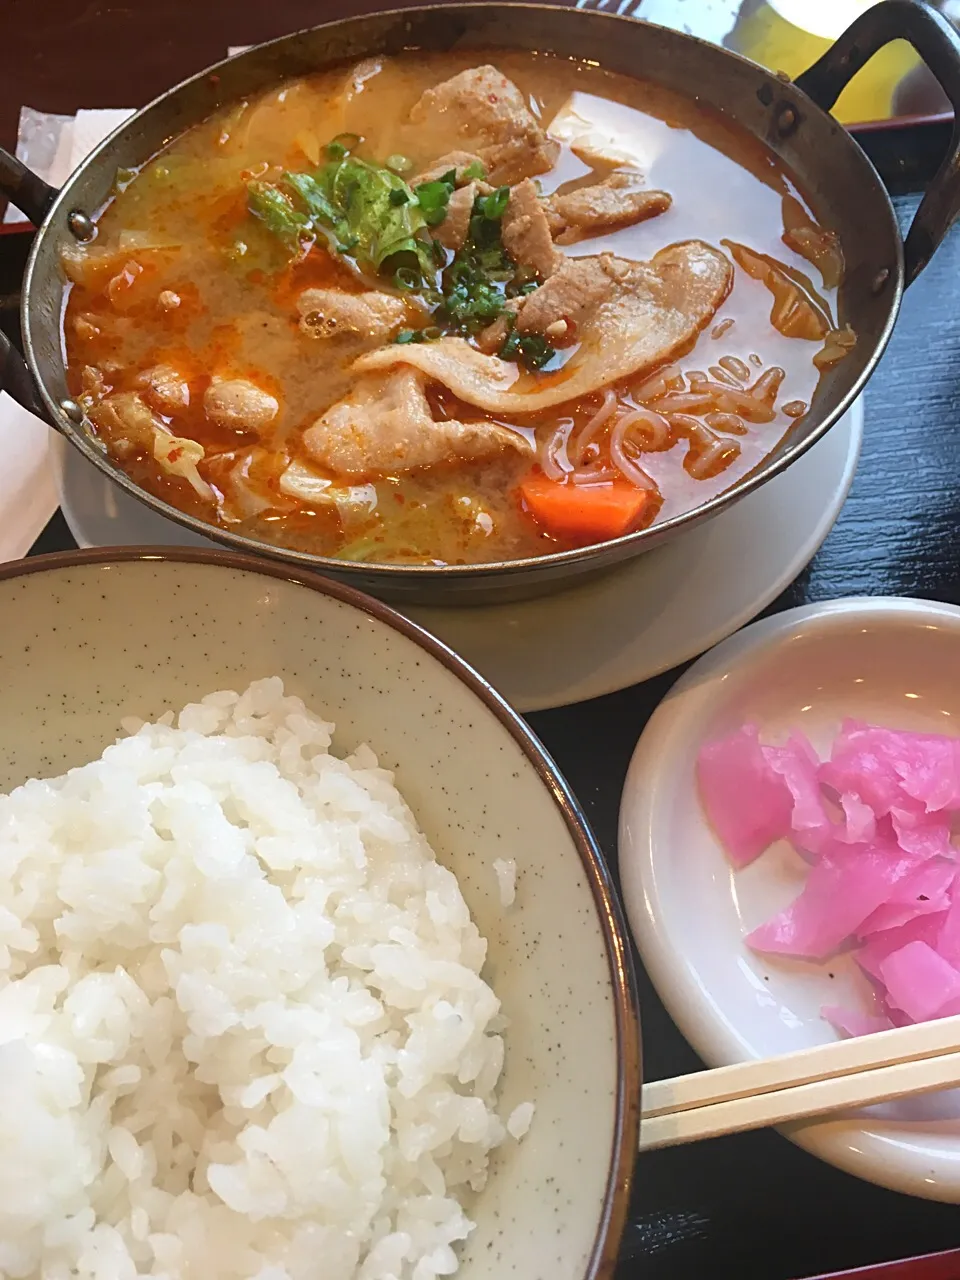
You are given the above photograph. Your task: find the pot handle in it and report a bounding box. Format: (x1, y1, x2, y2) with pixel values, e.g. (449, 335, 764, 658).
(0, 147, 58, 227)
(795, 0, 960, 285)
(0, 149, 60, 425)
(0, 326, 52, 424)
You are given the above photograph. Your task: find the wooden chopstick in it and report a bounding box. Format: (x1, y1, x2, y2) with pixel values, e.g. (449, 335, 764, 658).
(640, 1012, 960, 1152)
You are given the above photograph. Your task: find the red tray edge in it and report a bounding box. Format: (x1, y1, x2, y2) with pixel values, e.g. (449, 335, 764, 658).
(802, 1248, 960, 1279)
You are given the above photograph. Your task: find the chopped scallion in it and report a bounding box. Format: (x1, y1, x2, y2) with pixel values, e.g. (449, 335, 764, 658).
(499, 327, 555, 370)
(393, 266, 421, 290)
(478, 185, 510, 220)
(414, 169, 457, 227)
(327, 132, 361, 160)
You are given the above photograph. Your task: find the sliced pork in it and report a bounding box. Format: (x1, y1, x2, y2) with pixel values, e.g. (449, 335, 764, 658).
(476, 298, 522, 355)
(303, 366, 532, 478)
(136, 365, 190, 414)
(296, 289, 408, 340)
(355, 241, 733, 413)
(408, 66, 559, 185)
(203, 378, 279, 433)
(545, 173, 672, 243)
(410, 151, 486, 187)
(501, 179, 560, 279)
(514, 254, 627, 336)
(435, 184, 478, 252)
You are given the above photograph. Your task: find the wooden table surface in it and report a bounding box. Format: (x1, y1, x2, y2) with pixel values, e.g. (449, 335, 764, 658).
(5, 3, 960, 1277)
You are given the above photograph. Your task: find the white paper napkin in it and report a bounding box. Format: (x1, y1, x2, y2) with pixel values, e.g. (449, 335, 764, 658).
(1, 107, 134, 561)
(0, 392, 59, 560)
(4, 107, 134, 225)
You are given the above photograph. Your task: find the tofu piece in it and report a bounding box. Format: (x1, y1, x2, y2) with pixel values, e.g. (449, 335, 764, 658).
(547, 93, 665, 171)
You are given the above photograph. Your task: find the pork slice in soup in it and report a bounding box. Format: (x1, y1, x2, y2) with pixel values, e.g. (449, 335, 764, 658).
(62, 50, 853, 566)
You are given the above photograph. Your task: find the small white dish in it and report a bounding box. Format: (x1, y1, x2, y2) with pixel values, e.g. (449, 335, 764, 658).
(619, 597, 960, 1202)
(52, 401, 862, 712)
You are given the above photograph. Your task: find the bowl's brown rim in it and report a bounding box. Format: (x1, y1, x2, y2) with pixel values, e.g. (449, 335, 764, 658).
(0, 544, 642, 1278)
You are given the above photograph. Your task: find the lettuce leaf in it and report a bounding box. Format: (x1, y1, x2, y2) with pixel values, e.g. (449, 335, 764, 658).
(247, 181, 311, 247)
(283, 154, 439, 285)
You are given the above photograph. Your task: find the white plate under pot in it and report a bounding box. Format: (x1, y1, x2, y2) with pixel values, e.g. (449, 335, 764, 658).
(54, 401, 862, 711)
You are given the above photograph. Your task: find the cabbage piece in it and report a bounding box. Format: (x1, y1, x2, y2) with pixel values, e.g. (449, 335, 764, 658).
(152, 433, 214, 501)
(89, 390, 214, 501)
(548, 93, 663, 169)
(697, 724, 793, 868)
(278, 460, 377, 529)
(879, 941, 960, 1021)
(222, 451, 274, 520)
(724, 239, 831, 341)
(746, 839, 925, 959)
(247, 180, 311, 249)
(118, 230, 182, 251)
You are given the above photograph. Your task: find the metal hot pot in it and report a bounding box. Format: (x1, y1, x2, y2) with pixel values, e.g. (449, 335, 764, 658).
(2, 0, 959, 603)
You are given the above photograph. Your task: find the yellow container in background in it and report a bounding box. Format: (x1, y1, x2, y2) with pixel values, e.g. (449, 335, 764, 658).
(734, 0, 921, 123)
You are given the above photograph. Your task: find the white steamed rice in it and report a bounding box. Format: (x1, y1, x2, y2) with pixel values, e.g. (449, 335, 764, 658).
(0, 678, 527, 1280)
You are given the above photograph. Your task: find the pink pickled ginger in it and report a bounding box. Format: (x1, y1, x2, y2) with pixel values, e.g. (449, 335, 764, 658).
(936, 888, 960, 967)
(819, 721, 909, 818)
(746, 839, 924, 959)
(763, 732, 833, 855)
(855, 911, 949, 981)
(889, 806, 952, 860)
(838, 792, 876, 844)
(879, 942, 960, 1022)
(697, 725, 792, 867)
(820, 722, 960, 818)
(855, 859, 956, 936)
(700, 718, 960, 1038)
(821, 1006, 894, 1038)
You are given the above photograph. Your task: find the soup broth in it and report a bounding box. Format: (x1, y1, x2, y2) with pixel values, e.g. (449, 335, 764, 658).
(62, 51, 851, 565)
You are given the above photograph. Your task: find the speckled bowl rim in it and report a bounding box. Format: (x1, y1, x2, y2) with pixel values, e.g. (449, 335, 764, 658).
(0, 544, 641, 1278)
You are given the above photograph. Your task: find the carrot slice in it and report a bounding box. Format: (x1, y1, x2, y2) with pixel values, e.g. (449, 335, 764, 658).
(519, 473, 649, 541)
